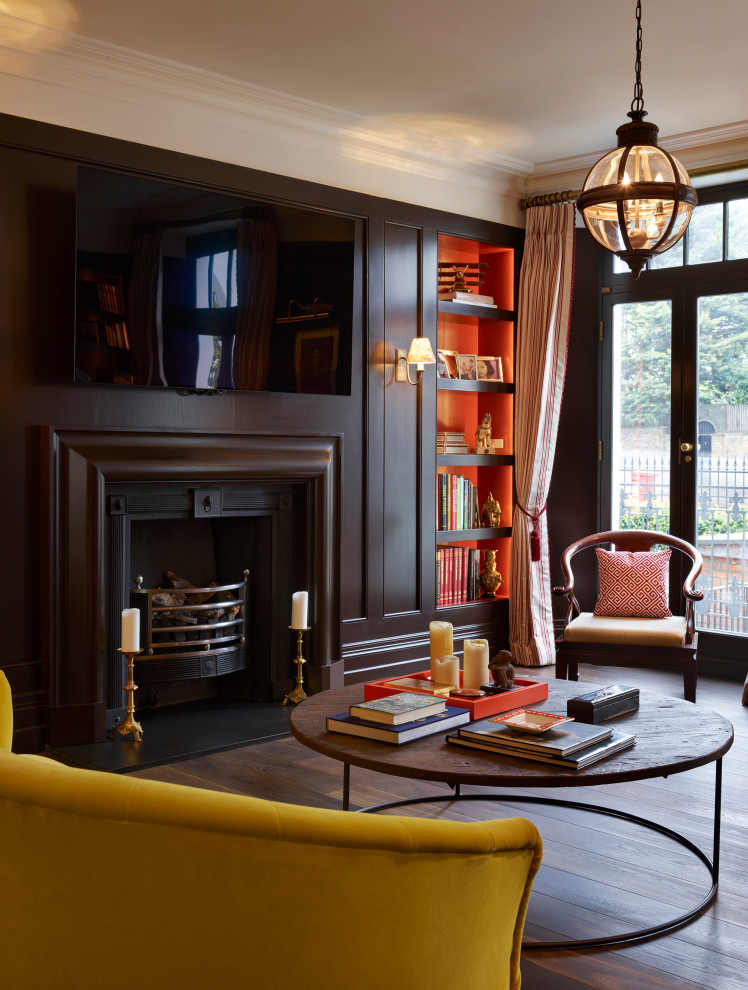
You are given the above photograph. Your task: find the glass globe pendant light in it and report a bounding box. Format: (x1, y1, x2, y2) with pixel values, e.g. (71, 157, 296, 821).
(576, 0, 697, 278)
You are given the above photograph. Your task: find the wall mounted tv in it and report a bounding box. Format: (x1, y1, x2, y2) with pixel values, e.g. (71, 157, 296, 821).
(74, 167, 361, 394)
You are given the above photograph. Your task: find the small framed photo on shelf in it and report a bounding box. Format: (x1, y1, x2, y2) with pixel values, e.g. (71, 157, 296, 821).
(476, 356, 503, 382)
(458, 354, 477, 380)
(437, 349, 459, 379)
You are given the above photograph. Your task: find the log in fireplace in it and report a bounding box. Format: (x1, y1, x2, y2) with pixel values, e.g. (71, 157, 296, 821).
(42, 428, 342, 746)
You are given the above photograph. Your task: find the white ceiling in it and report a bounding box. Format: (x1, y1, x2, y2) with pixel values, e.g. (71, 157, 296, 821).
(41, 0, 748, 174)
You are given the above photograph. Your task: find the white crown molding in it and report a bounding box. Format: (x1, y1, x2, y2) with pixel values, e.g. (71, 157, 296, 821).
(532, 120, 748, 180)
(0, 31, 533, 198)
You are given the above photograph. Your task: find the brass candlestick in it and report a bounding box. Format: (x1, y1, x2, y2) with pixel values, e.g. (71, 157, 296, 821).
(109, 648, 144, 742)
(282, 627, 310, 706)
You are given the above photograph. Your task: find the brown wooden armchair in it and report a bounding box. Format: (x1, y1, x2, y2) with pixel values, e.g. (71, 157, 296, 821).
(553, 530, 703, 702)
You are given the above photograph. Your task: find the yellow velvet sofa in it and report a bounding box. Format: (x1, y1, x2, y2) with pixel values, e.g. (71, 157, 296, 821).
(0, 670, 542, 990)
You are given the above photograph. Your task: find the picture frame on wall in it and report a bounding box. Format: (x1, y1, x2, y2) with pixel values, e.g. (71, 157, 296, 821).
(477, 356, 503, 382)
(458, 353, 477, 380)
(437, 349, 459, 379)
(294, 327, 339, 394)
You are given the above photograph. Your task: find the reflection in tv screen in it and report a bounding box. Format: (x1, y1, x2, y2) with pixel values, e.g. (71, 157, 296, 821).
(74, 167, 358, 395)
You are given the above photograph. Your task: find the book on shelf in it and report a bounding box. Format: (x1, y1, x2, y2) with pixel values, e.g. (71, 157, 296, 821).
(446, 728, 635, 768)
(457, 717, 613, 758)
(96, 279, 125, 314)
(437, 473, 479, 531)
(327, 706, 470, 744)
(437, 431, 466, 441)
(437, 545, 480, 606)
(348, 692, 446, 724)
(437, 446, 470, 455)
(439, 291, 497, 307)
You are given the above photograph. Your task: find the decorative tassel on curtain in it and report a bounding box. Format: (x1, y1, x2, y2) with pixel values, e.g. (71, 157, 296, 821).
(233, 217, 277, 391)
(509, 203, 576, 667)
(128, 231, 165, 386)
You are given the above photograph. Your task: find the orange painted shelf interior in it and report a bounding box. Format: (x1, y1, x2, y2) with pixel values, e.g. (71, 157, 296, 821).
(435, 232, 515, 610)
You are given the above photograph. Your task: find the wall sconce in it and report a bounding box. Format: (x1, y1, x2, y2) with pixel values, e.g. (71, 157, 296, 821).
(395, 337, 436, 386)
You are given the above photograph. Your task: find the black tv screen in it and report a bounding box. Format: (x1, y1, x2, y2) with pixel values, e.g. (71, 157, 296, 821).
(74, 167, 359, 394)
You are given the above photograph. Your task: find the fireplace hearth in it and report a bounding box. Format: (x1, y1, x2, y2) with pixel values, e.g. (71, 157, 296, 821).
(42, 428, 342, 747)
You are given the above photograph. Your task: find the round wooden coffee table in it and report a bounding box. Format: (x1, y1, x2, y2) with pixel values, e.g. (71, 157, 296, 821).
(290, 680, 734, 950)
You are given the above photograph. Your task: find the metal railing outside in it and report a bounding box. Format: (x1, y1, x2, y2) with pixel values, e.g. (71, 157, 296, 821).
(617, 453, 748, 636)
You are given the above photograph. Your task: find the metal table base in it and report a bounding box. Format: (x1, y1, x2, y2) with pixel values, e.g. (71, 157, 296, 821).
(341, 758, 723, 951)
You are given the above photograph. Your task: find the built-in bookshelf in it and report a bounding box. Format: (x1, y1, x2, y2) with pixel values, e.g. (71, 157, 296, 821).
(75, 267, 134, 385)
(435, 234, 515, 610)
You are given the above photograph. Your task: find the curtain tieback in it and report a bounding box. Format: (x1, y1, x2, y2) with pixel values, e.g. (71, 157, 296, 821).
(516, 501, 547, 562)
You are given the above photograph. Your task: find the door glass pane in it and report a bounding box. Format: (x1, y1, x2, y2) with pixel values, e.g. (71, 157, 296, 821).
(612, 300, 672, 531)
(727, 198, 748, 260)
(696, 291, 748, 636)
(650, 242, 684, 270)
(687, 202, 724, 266)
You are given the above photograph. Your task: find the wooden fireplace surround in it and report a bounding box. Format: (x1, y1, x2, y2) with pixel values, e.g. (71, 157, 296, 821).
(41, 427, 342, 745)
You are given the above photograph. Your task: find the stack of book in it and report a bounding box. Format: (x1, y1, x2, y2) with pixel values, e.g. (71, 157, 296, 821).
(326, 692, 470, 744)
(437, 472, 479, 530)
(436, 545, 481, 605)
(440, 290, 497, 308)
(446, 717, 635, 768)
(437, 432, 469, 454)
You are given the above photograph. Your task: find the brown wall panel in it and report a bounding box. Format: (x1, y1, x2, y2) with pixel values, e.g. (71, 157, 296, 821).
(383, 223, 421, 615)
(0, 113, 523, 747)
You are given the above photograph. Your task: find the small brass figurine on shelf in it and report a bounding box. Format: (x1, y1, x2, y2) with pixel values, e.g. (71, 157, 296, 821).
(282, 626, 311, 706)
(437, 261, 488, 294)
(479, 549, 503, 598)
(475, 412, 492, 454)
(481, 492, 501, 529)
(109, 648, 144, 742)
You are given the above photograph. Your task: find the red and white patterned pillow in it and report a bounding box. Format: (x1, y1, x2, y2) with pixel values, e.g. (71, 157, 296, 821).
(593, 548, 673, 618)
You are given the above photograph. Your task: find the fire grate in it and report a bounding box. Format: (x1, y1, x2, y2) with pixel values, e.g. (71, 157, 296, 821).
(130, 571, 249, 681)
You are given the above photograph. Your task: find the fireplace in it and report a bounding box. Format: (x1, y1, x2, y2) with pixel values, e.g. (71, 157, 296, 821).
(105, 477, 303, 728)
(42, 428, 342, 746)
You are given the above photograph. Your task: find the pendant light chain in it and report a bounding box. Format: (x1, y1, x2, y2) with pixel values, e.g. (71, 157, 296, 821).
(577, 0, 696, 277)
(630, 0, 644, 115)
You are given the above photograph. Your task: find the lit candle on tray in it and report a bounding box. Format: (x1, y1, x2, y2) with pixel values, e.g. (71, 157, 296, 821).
(432, 654, 460, 689)
(429, 621, 453, 681)
(291, 591, 309, 630)
(463, 639, 490, 689)
(121, 608, 140, 652)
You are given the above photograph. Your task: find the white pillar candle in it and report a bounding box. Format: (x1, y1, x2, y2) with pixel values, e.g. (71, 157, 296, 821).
(429, 621, 453, 682)
(432, 654, 460, 689)
(463, 639, 490, 690)
(121, 608, 140, 652)
(291, 591, 309, 629)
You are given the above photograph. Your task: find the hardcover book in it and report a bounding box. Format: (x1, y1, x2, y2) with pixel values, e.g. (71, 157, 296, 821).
(348, 692, 446, 724)
(327, 706, 470, 744)
(446, 729, 636, 768)
(439, 291, 497, 307)
(457, 717, 612, 758)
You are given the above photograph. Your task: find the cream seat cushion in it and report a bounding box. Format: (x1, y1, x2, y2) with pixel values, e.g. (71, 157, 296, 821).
(564, 611, 687, 647)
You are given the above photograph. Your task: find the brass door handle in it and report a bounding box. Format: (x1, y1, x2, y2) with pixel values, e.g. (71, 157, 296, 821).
(680, 442, 693, 452)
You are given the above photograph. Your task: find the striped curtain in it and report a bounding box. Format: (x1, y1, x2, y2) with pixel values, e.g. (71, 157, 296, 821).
(233, 217, 277, 391)
(128, 230, 165, 386)
(509, 204, 575, 666)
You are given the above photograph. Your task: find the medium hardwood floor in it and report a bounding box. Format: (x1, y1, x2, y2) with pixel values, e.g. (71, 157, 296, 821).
(133, 666, 748, 990)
